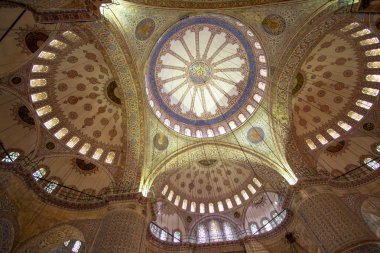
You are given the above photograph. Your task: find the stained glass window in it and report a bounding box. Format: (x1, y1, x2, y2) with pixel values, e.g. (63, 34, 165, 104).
(316, 134, 328, 145)
(160, 228, 168, 241)
(360, 37, 379, 46)
(351, 28, 371, 38)
(32, 65, 48, 73)
(347, 111, 363, 121)
(198, 224, 208, 243)
(167, 190, 174, 201)
(262, 218, 272, 231)
(365, 48, 380, 56)
(252, 178, 262, 187)
(367, 62, 380, 68)
(63, 31, 80, 41)
(209, 220, 221, 242)
(45, 180, 58, 193)
(66, 136, 80, 148)
(306, 139, 317, 150)
(258, 82, 266, 90)
(30, 79, 47, 88)
(340, 22, 360, 32)
(366, 74, 380, 82)
(174, 195, 180, 206)
(356, 100, 373, 110)
(182, 199, 188, 210)
(173, 231, 181, 243)
(49, 39, 67, 49)
(241, 190, 249, 200)
(32, 168, 46, 181)
(36, 105, 52, 116)
(38, 51, 56, 60)
(377, 144, 380, 153)
(31, 92, 48, 102)
(54, 128, 68, 139)
(247, 184, 256, 194)
(1, 151, 20, 163)
(217, 201, 224, 212)
(364, 157, 380, 170)
(200, 203, 205, 213)
(44, 117, 59, 129)
(250, 223, 258, 235)
(327, 129, 340, 139)
(209, 203, 214, 213)
(162, 185, 168, 195)
(191, 201, 196, 212)
(337, 121, 352, 131)
(234, 195, 242, 205)
(92, 148, 104, 160)
(362, 87, 379, 96)
(72, 241, 81, 253)
(105, 152, 116, 164)
(226, 198, 233, 209)
(79, 143, 91, 155)
(223, 222, 234, 241)
(253, 94, 262, 103)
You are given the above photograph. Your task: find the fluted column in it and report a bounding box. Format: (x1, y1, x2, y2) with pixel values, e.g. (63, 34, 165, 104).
(297, 192, 376, 253)
(91, 196, 153, 253)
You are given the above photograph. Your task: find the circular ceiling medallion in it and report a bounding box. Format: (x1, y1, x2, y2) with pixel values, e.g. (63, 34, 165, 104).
(262, 14, 286, 35)
(135, 18, 155, 41)
(247, 126, 265, 143)
(146, 14, 267, 138)
(153, 133, 169, 150)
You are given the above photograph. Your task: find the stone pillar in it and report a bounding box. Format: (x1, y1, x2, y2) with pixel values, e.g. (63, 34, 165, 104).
(91, 197, 153, 253)
(297, 193, 377, 253)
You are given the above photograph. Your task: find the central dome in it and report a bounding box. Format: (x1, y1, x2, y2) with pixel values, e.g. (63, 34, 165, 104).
(146, 14, 267, 138)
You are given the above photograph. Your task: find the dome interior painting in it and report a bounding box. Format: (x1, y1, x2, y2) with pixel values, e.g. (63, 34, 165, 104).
(0, 1, 380, 253)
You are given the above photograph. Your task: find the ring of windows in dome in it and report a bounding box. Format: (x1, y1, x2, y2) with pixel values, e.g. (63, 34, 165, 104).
(160, 177, 262, 214)
(27, 31, 116, 165)
(305, 22, 380, 150)
(145, 15, 268, 138)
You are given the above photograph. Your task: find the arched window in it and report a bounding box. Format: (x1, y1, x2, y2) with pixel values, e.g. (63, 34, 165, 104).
(217, 201, 224, 212)
(200, 203, 205, 213)
(337, 121, 352, 131)
(198, 224, 208, 243)
(209, 203, 214, 213)
(182, 199, 188, 210)
(209, 220, 222, 242)
(250, 223, 258, 235)
(252, 178, 262, 187)
(167, 190, 174, 201)
(44, 180, 58, 193)
(160, 228, 168, 241)
(1, 151, 20, 163)
(32, 168, 47, 181)
(364, 157, 380, 170)
(247, 184, 256, 194)
(226, 198, 233, 209)
(174, 195, 180, 206)
(376, 144, 380, 153)
(223, 222, 234, 241)
(72, 241, 81, 253)
(234, 195, 242, 205)
(262, 218, 272, 231)
(173, 231, 181, 243)
(316, 134, 328, 145)
(191, 202, 196, 212)
(241, 190, 249, 200)
(161, 185, 169, 195)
